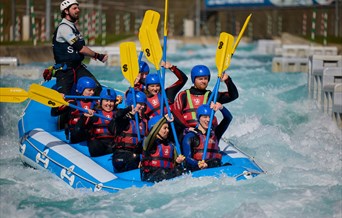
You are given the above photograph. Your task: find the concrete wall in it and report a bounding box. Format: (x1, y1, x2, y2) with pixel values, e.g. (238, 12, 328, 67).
(0, 45, 53, 64)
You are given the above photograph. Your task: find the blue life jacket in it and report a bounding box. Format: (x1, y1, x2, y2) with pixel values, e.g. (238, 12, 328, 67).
(52, 22, 85, 65)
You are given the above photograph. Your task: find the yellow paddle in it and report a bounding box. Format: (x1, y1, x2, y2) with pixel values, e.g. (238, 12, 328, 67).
(139, 25, 182, 155)
(0, 87, 100, 103)
(120, 42, 140, 87)
(27, 84, 111, 120)
(232, 14, 252, 54)
(138, 10, 160, 62)
(119, 42, 142, 141)
(216, 32, 235, 77)
(141, 10, 160, 31)
(139, 25, 163, 70)
(202, 32, 235, 161)
(0, 87, 28, 103)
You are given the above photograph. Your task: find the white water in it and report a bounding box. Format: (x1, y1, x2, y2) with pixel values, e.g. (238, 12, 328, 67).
(0, 42, 341, 218)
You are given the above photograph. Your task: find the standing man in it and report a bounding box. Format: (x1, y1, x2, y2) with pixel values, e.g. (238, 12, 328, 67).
(47, 0, 108, 95)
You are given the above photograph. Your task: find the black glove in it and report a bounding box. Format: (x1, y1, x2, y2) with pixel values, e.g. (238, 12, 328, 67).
(94, 52, 106, 62)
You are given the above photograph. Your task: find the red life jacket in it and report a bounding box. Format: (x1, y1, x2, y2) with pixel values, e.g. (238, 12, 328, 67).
(69, 100, 96, 126)
(142, 141, 175, 171)
(114, 119, 147, 150)
(91, 110, 115, 140)
(193, 130, 222, 161)
(182, 90, 218, 127)
(145, 94, 167, 119)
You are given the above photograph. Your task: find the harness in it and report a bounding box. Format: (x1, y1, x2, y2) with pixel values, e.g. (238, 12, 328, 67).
(91, 110, 115, 140)
(114, 119, 146, 151)
(145, 94, 167, 118)
(191, 129, 221, 161)
(68, 100, 96, 127)
(52, 22, 85, 66)
(182, 90, 209, 127)
(142, 141, 175, 172)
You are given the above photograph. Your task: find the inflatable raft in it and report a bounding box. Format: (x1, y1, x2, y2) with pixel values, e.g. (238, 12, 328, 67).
(17, 80, 265, 193)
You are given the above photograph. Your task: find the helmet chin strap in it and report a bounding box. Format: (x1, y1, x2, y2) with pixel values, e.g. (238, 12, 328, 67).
(157, 133, 167, 140)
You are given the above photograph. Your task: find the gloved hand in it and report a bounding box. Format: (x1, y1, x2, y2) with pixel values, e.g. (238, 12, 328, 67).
(115, 95, 123, 105)
(43, 66, 54, 81)
(94, 52, 107, 62)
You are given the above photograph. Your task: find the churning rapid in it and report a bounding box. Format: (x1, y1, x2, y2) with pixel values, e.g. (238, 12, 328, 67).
(0, 42, 341, 217)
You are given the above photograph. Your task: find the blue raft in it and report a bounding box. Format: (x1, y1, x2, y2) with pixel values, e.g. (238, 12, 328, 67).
(18, 80, 265, 193)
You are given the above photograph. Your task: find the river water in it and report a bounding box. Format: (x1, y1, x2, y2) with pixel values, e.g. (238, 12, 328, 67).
(0, 42, 341, 218)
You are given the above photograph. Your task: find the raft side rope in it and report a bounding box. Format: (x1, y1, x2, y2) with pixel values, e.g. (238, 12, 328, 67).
(21, 136, 122, 192)
(221, 137, 266, 174)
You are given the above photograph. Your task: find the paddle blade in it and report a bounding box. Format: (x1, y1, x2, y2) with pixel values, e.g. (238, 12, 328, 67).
(232, 14, 252, 53)
(141, 10, 160, 31)
(0, 87, 28, 103)
(139, 26, 163, 70)
(120, 42, 139, 87)
(216, 32, 235, 76)
(28, 84, 68, 107)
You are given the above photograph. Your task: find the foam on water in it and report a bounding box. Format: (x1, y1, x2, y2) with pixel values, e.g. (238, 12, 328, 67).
(0, 42, 341, 218)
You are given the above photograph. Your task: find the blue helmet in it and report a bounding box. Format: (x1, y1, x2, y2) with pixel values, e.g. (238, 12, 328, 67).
(145, 74, 160, 87)
(196, 104, 212, 120)
(126, 90, 147, 106)
(76, 77, 97, 94)
(139, 61, 150, 74)
(148, 115, 163, 131)
(100, 87, 117, 101)
(191, 65, 211, 83)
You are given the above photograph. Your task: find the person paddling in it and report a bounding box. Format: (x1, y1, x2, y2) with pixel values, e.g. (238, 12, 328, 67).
(51, 76, 97, 143)
(181, 103, 232, 171)
(76, 87, 118, 157)
(141, 115, 186, 182)
(144, 61, 188, 120)
(108, 91, 148, 173)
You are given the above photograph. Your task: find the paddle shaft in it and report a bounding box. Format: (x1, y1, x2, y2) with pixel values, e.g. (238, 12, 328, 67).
(67, 103, 112, 121)
(160, 0, 169, 115)
(202, 79, 220, 160)
(131, 88, 141, 141)
(156, 70, 181, 155)
(65, 95, 100, 100)
(120, 42, 142, 141)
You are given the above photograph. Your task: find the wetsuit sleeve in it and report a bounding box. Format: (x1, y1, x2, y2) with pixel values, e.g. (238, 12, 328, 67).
(172, 91, 188, 127)
(217, 77, 239, 104)
(170, 104, 188, 131)
(165, 66, 188, 104)
(50, 99, 75, 116)
(75, 114, 95, 132)
(181, 132, 200, 169)
(51, 106, 67, 116)
(215, 106, 232, 141)
(108, 107, 131, 136)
